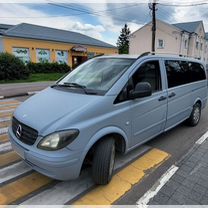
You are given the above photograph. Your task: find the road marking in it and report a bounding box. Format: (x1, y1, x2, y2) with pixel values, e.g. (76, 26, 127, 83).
(0, 121, 11, 129)
(21, 145, 150, 205)
(136, 165, 179, 207)
(0, 142, 12, 153)
(0, 103, 19, 108)
(0, 109, 14, 113)
(0, 112, 13, 119)
(0, 127, 8, 135)
(0, 134, 9, 143)
(0, 117, 10, 122)
(0, 100, 20, 106)
(196, 130, 208, 144)
(0, 161, 31, 184)
(28, 91, 39, 95)
(0, 151, 21, 168)
(0, 172, 52, 205)
(0, 105, 19, 111)
(73, 148, 170, 205)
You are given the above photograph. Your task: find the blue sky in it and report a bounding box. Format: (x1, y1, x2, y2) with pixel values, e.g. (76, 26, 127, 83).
(0, 2, 208, 46)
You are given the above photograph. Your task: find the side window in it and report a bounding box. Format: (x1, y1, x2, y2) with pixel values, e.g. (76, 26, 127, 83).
(114, 60, 162, 104)
(132, 61, 162, 92)
(165, 60, 191, 88)
(189, 62, 206, 82)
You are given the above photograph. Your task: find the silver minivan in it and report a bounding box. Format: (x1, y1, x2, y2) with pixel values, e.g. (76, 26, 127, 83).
(9, 54, 208, 184)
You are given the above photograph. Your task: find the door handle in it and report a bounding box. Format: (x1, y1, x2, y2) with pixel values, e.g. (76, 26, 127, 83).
(158, 96, 167, 101)
(168, 92, 176, 98)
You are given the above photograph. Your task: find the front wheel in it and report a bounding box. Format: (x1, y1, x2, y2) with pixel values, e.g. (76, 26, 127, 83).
(186, 103, 201, 126)
(92, 137, 115, 185)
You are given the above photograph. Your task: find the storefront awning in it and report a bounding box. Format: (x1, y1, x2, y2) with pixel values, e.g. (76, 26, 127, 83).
(71, 45, 87, 53)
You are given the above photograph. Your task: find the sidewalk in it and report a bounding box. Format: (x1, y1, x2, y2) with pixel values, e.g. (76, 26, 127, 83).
(0, 81, 54, 98)
(149, 134, 208, 205)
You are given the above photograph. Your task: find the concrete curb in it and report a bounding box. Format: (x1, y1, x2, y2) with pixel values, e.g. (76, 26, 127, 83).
(0, 91, 39, 99)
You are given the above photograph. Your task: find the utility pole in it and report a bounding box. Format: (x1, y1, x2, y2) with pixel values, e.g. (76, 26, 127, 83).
(149, 0, 157, 53)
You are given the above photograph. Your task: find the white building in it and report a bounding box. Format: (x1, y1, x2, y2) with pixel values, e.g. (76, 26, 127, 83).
(129, 19, 208, 64)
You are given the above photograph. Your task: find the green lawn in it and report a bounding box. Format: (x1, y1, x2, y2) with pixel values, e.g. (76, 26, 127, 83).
(0, 73, 66, 84)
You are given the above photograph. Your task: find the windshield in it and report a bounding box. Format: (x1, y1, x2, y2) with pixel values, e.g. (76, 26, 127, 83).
(57, 58, 135, 94)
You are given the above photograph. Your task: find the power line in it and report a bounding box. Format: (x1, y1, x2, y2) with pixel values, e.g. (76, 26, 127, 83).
(47, 1, 142, 23)
(158, 2, 208, 7)
(0, 2, 141, 20)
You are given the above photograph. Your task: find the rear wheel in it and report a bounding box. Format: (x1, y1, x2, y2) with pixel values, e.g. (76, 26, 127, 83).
(92, 137, 115, 185)
(186, 103, 201, 126)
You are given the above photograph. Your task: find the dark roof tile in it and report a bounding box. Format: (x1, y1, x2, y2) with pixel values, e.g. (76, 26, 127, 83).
(172, 21, 202, 33)
(3, 23, 116, 48)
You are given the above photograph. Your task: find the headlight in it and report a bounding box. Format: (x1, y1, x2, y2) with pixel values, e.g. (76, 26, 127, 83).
(37, 129, 79, 151)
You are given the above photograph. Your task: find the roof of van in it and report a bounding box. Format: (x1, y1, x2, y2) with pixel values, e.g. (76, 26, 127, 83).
(98, 54, 204, 63)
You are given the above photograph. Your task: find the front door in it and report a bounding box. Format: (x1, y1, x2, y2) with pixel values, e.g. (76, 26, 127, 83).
(72, 56, 88, 69)
(130, 60, 168, 147)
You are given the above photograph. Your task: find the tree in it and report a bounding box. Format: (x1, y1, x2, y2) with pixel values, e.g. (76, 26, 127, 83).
(117, 24, 131, 54)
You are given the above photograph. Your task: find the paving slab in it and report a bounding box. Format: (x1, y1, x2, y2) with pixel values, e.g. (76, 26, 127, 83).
(149, 134, 208, 205)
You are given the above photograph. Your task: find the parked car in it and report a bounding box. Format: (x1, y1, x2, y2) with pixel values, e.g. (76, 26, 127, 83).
(9, 54, 208, 185)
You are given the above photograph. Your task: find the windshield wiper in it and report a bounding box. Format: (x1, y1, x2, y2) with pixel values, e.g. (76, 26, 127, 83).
(51, 82, 98, 95)
(63, 82, 86, 89)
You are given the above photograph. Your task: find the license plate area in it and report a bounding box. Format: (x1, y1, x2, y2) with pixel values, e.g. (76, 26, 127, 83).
(12, 142, 25, 160)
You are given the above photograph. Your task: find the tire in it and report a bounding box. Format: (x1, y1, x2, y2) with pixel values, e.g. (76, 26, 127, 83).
(186, 103, 201, 126)
(92, 137, 115, 185)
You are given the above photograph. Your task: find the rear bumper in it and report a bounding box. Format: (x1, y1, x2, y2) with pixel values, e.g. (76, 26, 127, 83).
(8, 127, 82, 181)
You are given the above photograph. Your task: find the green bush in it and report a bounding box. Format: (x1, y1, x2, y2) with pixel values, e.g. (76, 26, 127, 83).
(27, 62, 71, 73)
(0, 52, 30, 80)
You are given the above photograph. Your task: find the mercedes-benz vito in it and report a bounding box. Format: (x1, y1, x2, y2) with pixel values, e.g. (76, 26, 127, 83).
(9, 54, 208, 185)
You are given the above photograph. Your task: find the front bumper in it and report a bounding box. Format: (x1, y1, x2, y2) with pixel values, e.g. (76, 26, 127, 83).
(8, 127, 82, 181)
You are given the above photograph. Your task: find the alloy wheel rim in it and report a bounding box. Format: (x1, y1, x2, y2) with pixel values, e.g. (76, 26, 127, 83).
(193, 107, 200, 124)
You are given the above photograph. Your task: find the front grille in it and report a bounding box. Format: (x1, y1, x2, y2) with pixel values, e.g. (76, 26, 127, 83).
(12, 117, 38, 145)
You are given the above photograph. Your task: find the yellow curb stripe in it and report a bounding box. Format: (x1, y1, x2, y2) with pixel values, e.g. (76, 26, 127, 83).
(0, 134, 9, 143)
(0, 172, 52, 205)
(0, 151, 21, 168)
(0, 113, 13, 119)
(0, 105, 19, 111)
(0, 101, 20, 106)
(73, 148, 170, 205)
(0, 121, 11, 128)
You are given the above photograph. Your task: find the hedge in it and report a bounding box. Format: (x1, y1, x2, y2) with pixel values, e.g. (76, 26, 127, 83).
(0, 53, 71, 81)
(27, 62, 71, 73)
(0, 52, 30, 80)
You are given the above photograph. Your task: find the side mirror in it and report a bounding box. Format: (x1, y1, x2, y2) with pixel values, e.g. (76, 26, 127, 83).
(129, 82, 152, 99)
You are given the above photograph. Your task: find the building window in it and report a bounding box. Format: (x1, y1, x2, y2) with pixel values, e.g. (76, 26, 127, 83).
(36, 49, 50, 63)
(87, 52, 96, 59)
(184, 40, 188, 49)
(56, 50, 68, 64)
(196, 41, 199, 49)
(12, 47, 30, 64)
(200, 43, 203, 50)
(158, 39, 164, 49)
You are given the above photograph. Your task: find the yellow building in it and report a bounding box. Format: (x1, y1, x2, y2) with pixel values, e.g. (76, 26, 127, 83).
(0, 23, 117, 68)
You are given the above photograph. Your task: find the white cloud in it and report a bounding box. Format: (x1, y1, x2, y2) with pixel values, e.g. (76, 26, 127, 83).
(173, 6, 208, 31)
(0, 4, 107, 42)
(128, 22, 143, 33)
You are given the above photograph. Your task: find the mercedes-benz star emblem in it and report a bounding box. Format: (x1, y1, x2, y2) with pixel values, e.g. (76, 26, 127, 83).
(16, 125, 22, 138)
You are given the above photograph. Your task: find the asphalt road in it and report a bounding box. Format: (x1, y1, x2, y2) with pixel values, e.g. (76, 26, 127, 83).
(0, 95, 208, 205)
(0, 82, 54, 98)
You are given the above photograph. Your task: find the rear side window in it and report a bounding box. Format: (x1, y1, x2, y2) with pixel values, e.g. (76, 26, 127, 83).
(165, 60, 190, 88)
(165, 60, 206, 88)
(189, 62, 206, 82)
(132, 61, 162, 92)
